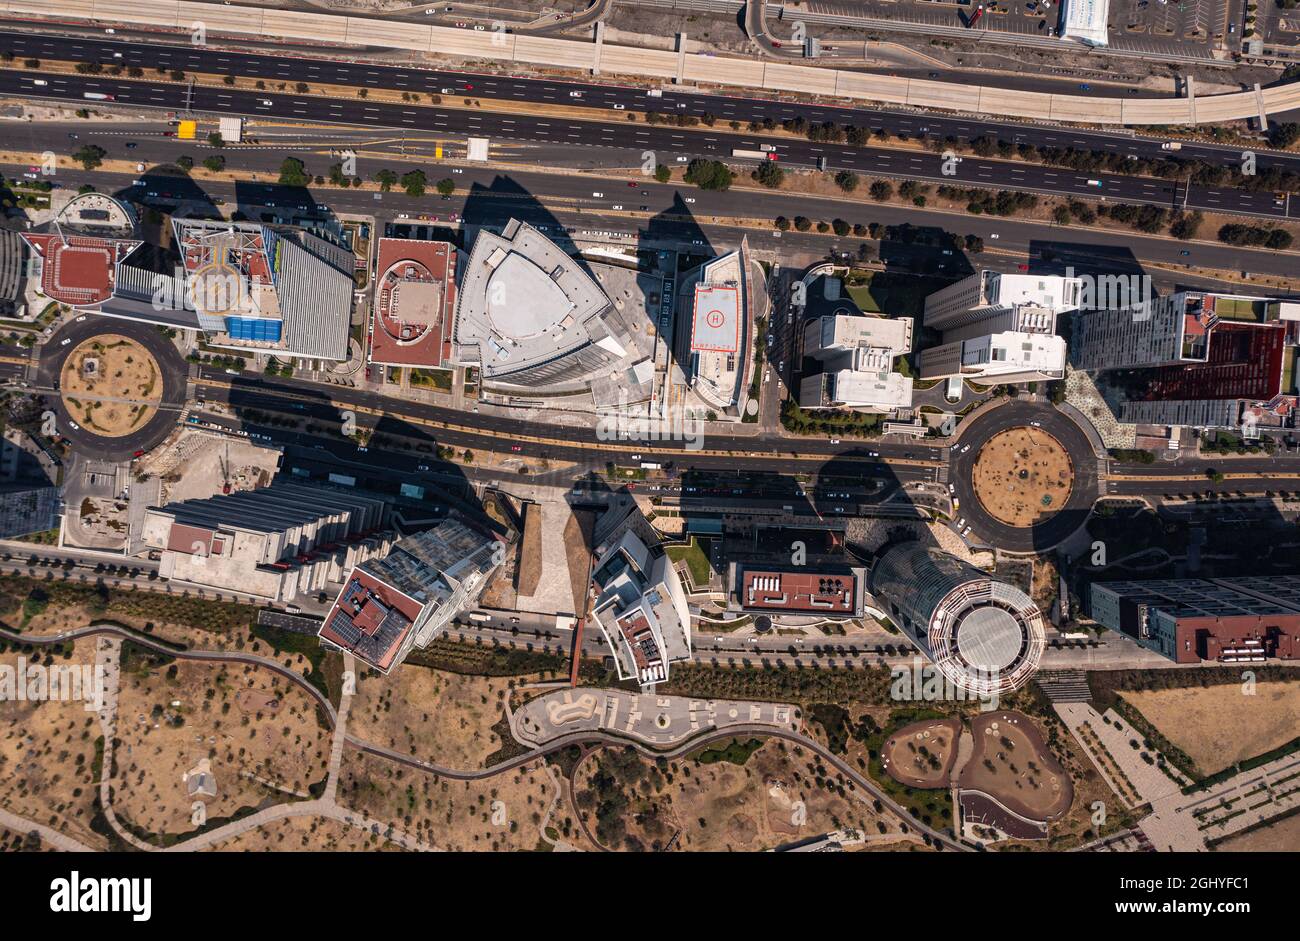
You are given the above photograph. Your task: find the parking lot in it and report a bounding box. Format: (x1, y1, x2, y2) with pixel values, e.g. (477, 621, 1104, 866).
(803, 0, 1237, 59)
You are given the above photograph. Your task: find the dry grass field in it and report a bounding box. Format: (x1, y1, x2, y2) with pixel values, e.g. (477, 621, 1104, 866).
(59, 335, 161, 437)
(112, 652, 331, 842)
(1121, 682, 1300, 776)
(972, 427, 1074, 527)
(202, 814, 411, 852)
(336, 749, 554, 851)
(1213, 810, 1300, 852)
(0, 637, 109, 849)
(574, 739, 915, 852)
(347, 665, 520, 769)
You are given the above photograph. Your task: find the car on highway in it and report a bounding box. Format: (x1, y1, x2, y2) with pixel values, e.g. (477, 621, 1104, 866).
(60, 338, 71, 346)
(829, 438, 840, 445)
(1179, 250, 1190, 256)
(569, 91, 583, 98)
(510, 445, 522, 452)
(1079, 83, 1091, 91)
(960, 444, 971, 453)
(989, 233, 999, 239)
(685, 197, 696, 203)
(68, 420, 79, 431)
(957, 518, 966, 529)
(613, 104, 625, 110)
(592, 191, 603, 197)
(612, 204, 623, 210)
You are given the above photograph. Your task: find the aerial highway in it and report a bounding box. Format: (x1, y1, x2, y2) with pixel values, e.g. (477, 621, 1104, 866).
(1, 35, 1297, 221)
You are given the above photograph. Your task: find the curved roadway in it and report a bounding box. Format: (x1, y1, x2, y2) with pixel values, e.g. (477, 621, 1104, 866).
(950, 400, 1100, 553)
(37, 318, 188, 461)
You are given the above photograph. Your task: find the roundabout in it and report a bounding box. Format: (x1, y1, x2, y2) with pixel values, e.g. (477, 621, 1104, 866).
(949, 400, 1100, 553)
(38, 317, 189, 461)
(971, 426, 1074, 528)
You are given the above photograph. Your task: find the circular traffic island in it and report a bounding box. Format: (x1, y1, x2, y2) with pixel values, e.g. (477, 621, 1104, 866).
(948, 401, 1100, 553)
(39, 318, 188, 461)
(59, 334, 162, 438)
(971, 426, 1075, 528)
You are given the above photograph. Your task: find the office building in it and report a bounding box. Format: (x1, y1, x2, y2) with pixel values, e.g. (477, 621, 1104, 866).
(870, 543, 1046, 694)
(318, 518, 504, 673)
(1089, 577, 1300, 664)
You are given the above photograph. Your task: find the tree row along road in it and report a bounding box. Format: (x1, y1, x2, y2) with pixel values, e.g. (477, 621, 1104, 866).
(0, 622, 967, 851)
(7, 27, 1300, 177)
(2, 62, 1295, 222)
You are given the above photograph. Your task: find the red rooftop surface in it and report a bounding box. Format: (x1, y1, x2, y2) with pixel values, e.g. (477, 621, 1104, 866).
(1139, 321, 1288, 403)
(22, 233, 139, 307)
(319, 567, 425, 672)
(740, 569, 856, 614)
(368, 239, 456, 368)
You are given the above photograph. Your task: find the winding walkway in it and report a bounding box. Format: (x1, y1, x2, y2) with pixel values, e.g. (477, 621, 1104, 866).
(1, 622, 969, 851)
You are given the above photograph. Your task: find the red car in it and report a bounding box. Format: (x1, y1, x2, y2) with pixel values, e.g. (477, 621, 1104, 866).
(627, 181, 638, 187)
(1018, 264, 1030, 271)
(510, 445, 522, 452)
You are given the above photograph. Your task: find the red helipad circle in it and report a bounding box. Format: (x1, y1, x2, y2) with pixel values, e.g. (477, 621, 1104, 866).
(705, 309, 726, 328)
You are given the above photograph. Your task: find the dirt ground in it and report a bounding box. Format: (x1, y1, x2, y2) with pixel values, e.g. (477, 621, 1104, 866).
(576, 739, 916, 852)
(347, 665, 519, 770)
(1121, 682, 1300, 777)
(972, 427, 1074, 527)
(959, 710, 1072, 822)
(1213, 810, 1300, 852)
(882, 718, 962, 789)
(59, 335, 161, 437)
(336, 749, 555, 851)
(201, 814, 410, 851)
(112, 653, 331, 841)
(0, 637, 110, 849)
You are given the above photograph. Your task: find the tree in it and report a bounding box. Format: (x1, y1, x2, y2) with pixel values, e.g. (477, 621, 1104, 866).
(831, 218, 850, 237)
(653, 164, 671, 183)
(683, 158, 734, 191)
(374, 168, 398, 192)
(753, 159, 784, 188)
(278, 157, 309, 187)
(72, 144, 106, 171)
(400, 170, 427, 197)
(834, 170, 859, 192)
(435, 177, 456, 197)
(868, 180, 893, 202)
(207, 132, 224, 148)
(774, 216, 791, 231)
(176, 155, 194, 171)
(1268, 122, 1299, 149)
(328, 163, 349, 187)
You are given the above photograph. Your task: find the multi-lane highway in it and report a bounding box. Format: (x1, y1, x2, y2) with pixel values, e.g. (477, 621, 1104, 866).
(2, 30, 1297, 222)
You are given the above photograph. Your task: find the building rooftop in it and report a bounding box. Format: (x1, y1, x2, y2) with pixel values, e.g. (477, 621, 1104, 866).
(738, 568, 861, 615)
(453, 220, 621, 385)
(369, 238, 456, 368)
(173, 218, 355, 360)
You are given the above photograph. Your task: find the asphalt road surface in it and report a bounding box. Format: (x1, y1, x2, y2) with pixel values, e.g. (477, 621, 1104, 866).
(1, 36, 1296, 221)
(9, 27, 1298, 180)
(948, 400, 1101, 552)
(36, 316, 189, 461)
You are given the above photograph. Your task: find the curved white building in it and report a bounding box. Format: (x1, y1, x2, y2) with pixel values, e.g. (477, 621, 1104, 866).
(871, 544, 1046, 695)
(453, 220, 628, 387)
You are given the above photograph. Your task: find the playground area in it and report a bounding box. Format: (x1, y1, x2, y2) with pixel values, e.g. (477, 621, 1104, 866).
(958, 710, 1073, 822)
(881, 717, 962, 789)
(971, 426, 1074, 527)
(59, 334, 162, 437)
